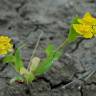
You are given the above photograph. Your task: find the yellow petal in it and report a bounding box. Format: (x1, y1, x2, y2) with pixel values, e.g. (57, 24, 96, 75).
(83, 32, 93, 38)
(73, 24, 93, 38)
(0, 35, 13, 55)
(92, 25, 96, 34)
(78, 12, 96, 25)
(73, 24, 85, 35)
(83, 12, 92, 19)
(0, 50, 7, 55)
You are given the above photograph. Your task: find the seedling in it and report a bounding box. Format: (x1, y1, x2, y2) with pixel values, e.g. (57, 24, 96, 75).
(1, 12, 96, 84)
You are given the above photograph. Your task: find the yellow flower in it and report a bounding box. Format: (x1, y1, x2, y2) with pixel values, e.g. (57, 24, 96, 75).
(73, 12, 96, 38)
(78, 12, 96, 25)
(73, 24, 93, 38)
(0, 36, 13, 55)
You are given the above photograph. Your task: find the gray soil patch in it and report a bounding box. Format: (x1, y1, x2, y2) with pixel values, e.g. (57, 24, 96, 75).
(0, 0, 96, 96)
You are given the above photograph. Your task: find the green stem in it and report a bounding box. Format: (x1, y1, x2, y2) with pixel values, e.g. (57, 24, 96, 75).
(27, 31, 43, 70)
(55, 38, 70, 52)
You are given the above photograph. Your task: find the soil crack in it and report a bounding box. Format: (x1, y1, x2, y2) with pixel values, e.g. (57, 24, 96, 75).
(80, 86, 84, 96)
(70, 38, 84, 53)
(36, 77, 72, 89)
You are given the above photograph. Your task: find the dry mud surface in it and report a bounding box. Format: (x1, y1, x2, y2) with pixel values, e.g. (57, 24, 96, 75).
(0, 0, 96, 96)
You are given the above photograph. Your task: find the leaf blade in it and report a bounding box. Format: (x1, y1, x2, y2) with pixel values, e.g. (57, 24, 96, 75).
(68, 17, 79, 42)
(15, 48, 24, 71)
(35, 44, 61, 75)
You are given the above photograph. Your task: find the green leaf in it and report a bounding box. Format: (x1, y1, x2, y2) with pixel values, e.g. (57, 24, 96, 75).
(35, 44, 61, 75)
(20, 67, 35, 83)
(10, 76, 24, 84)
(14, 48, 24, 71)
(3, 54, 15, 63)
(20, 67, 28, 75)
(45, 44, 54, 56)
(24, 72, 35, 83)
(29, 57, 40, 72)
(68, 17, 79, 42)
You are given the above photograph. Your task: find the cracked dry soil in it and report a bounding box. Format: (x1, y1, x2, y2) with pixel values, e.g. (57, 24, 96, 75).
(0, 0, 96, 96)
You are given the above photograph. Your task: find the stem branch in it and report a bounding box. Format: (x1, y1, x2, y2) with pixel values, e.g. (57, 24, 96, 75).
(55, 38, 70, 52)
(27, 31, 43, 70)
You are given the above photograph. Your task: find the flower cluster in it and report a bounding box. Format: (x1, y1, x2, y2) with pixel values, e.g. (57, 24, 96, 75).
(73, 12, 96, 38)
(0, 36, 13, 55)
